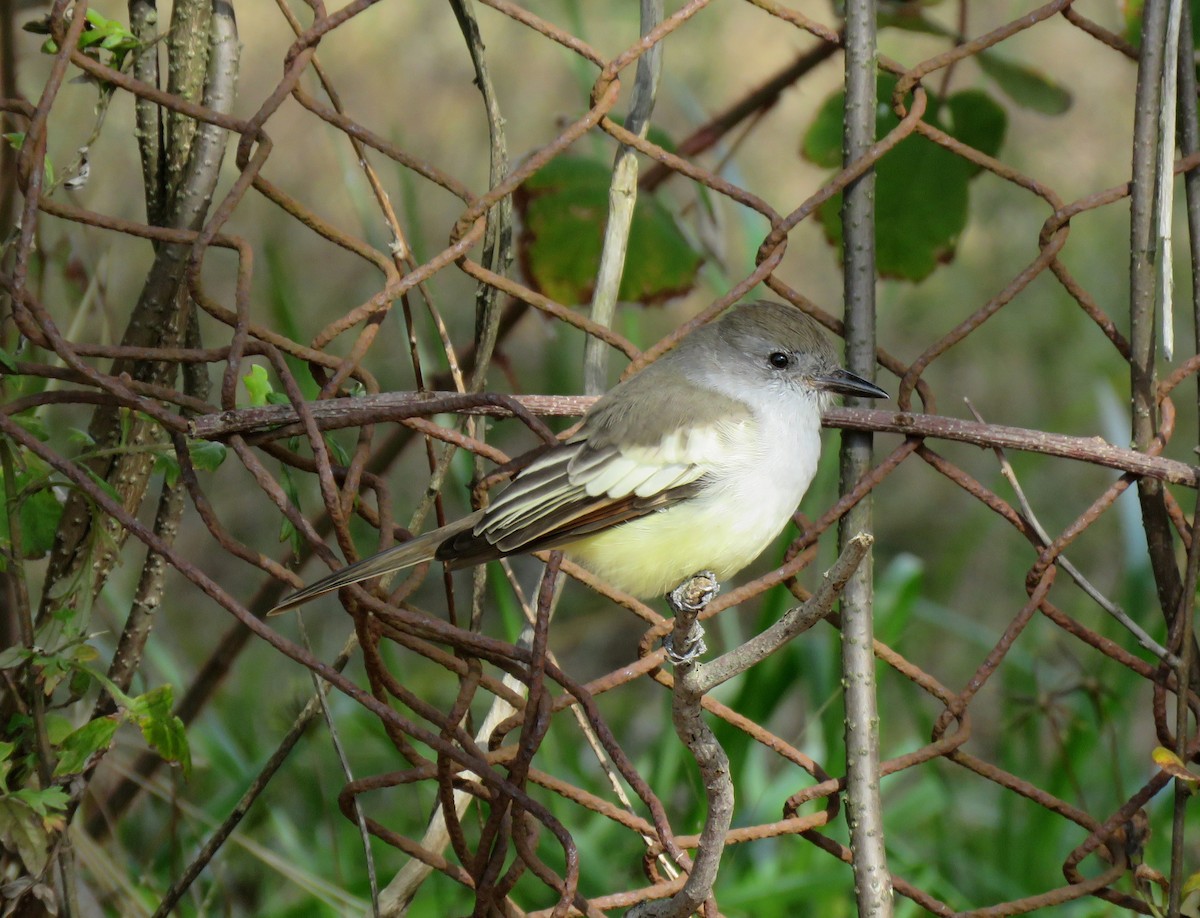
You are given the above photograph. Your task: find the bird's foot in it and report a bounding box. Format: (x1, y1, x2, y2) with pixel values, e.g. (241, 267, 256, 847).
(663, 621, 707, 665)
(668, 570, 720, 613)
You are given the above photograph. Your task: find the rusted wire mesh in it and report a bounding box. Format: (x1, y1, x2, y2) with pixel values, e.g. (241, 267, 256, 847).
(3, 0, 1199, 915)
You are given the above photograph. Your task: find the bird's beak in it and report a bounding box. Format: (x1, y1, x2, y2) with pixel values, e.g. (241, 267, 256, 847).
(813, 368, 888, 399)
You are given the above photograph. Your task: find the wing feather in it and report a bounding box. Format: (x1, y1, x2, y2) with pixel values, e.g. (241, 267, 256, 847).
(437, 368, 758, 565)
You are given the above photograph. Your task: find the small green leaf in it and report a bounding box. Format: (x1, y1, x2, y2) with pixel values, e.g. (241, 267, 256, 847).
(0, 346, 17, 372)
(11, 786, 69, 818)
(66, 427, 95, 448)
(243, 364, 274, 407)
(43, 714, 75, 745)
(324, 435, 349, 467)
(53, 716, 118, 776)
(2, 132, 53, 184)
(188, 439, 227, 473)
(154, 451, 181, 487)
(1, 469, 66, 560)
(0, 646, 30, 670)
(0, 798, 51, 874)
(976, 50, 1071, 115)
(129, 685, 191, 778)
(10, 412, 48, 441)
(515, 156, 703, 306)
(279, 466, 302, 553)
(19, 486, 64, 560)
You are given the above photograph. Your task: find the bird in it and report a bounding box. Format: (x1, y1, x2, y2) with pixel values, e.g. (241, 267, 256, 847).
(270, 300, 887, 614)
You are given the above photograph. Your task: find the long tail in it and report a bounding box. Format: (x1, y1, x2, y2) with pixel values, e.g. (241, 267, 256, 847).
(269, 513, 482, 615)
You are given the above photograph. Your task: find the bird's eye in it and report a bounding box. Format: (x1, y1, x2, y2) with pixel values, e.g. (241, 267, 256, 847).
(768, 351, 791, 369)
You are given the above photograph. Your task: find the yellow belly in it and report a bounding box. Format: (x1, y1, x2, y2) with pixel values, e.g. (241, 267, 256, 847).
(561, 487, 796, 598)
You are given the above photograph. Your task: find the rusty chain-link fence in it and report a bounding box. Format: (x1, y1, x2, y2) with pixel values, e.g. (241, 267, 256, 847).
(3, 0, 1200, 914)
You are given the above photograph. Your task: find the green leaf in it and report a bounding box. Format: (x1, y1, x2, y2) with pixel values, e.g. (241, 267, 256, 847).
(0, 646, 30, 670)
(324, 435, 350, 467)
(976, 50, 1071, 115)
(515, 156, 703, 306)
(805, 75, 1007, 281)
(943, 90, 1007, 162)
(0, 798, 51, 874)
(53, 716, 118, 776)
(66, 427, 95, 448)
(0, 740, 14, 783)
(243, 364, 274, 407)
(154, 451, 181, 487)
(18, 485, 64, 559)
(0, 345, 17, 372)
(279, 465, 302, 553)
(1122, 0, 1200, 50)
(1, 467, 65, 560)
(128, 685, 191, 779)
(3, 132, 53, 184)
(800, 94, 843, 168)
(188, 439, 227, 473)
(10, 412, 48, 441)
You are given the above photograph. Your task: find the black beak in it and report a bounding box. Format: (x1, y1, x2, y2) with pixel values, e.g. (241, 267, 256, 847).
(813, 367, 888, 399)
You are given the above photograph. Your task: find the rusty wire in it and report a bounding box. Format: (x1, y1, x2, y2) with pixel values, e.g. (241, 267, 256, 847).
(2, 0, 1199, 915)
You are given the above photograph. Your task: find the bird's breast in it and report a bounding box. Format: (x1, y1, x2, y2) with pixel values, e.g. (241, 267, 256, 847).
(562, 397, 825, 598)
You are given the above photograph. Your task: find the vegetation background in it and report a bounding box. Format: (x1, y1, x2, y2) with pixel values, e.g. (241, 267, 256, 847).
(2, 0, 1196, 915)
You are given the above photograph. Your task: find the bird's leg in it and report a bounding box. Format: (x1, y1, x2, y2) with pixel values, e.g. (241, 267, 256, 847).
(663, 571, 719, 665)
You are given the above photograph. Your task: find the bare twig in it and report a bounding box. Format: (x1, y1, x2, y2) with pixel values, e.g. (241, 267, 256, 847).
(964, 398, 1178, 666)
(583, 0, 663, 395)
(187, 397, 1200, 487)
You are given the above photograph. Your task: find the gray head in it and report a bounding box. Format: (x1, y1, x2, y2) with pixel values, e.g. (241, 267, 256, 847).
(689, 300, 887, 407)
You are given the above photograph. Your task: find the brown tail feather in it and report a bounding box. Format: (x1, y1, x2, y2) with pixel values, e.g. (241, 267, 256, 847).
(268, 513, 481, 615)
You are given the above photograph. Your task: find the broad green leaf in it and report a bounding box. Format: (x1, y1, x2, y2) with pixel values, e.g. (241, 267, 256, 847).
(10, 786, 69, 818)
(804, 75, 1007, 281)
(129, 684, 191, 778)
(188, 439, 227, 473)
(0, 345, 17, 372)
(943, 90, 1007, 163)
(976, 51, 1071, 115)
(515, 156, 703, 306)
(52, 716, 118, 776)
(243, 364, 274, 407)
(0, 798, 50, 874)
(0, 469, 65, 560)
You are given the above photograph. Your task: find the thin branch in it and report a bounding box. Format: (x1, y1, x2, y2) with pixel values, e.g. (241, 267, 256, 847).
(627, 573, 729, 918)
(583, 0, 663, 395)
(187, 397, 1200, 487)
(964, 398, 1178, 666)
(695, 534, 872, 693)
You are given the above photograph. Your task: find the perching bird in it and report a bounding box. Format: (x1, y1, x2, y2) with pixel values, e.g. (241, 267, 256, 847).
(271, 300, 886, 614)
